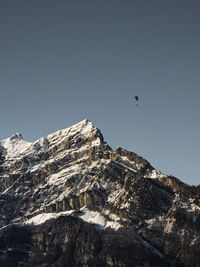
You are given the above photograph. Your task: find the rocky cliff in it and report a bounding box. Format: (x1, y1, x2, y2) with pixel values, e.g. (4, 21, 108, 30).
(0, 119, 199, 267)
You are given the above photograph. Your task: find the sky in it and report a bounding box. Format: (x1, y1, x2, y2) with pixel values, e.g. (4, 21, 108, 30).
(0, 0, 200, 185)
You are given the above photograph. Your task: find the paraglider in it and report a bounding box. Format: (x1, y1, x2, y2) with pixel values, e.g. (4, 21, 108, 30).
(134, 96, 139, 106)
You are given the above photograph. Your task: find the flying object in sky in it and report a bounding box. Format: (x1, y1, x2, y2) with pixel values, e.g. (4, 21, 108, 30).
(134, 96, 139, 106)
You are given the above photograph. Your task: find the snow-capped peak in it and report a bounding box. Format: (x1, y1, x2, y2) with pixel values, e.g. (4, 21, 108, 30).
(0, 119, 101, 161)
(0, 133, 31, 159)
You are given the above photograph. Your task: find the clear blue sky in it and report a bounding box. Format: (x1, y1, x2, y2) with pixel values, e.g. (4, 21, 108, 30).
(0, 1, 200, 185)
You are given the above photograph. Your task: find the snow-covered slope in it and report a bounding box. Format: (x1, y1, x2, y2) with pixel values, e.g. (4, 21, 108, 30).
(0, 119, 200, 266)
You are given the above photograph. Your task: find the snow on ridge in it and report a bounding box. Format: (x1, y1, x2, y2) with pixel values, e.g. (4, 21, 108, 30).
(0, 119, 97, 160)
(25, 208, 122, 231)
(25, 210, 75, 225)
(0, 133, 32, 159)
(144, 169, 165, 179)
(26, 119, 95, 153)
(74, 207, 122, 231)
(44, 119, 94, 143)
(78, 207, 106, 229)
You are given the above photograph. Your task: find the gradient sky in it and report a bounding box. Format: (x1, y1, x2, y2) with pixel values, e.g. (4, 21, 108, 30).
(0, 1, 200, 185)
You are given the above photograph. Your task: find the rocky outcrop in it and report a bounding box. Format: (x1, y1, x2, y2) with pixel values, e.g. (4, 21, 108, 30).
(0, 119, 199, 266)
(0, 217, 183, 267)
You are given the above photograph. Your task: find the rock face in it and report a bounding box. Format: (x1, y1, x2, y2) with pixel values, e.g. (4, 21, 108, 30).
(0, 119, 199, 266)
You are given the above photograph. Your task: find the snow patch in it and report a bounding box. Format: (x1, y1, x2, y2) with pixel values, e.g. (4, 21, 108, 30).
(144, 169, 165, 179)
(25, 210, 75, 225)
(78, 208, 122, 230)
(25, 208, 122, 231)
(78, 207, 106, 229)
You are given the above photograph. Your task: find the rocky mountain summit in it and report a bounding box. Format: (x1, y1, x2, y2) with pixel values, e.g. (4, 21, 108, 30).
(0, 119, 200, 267)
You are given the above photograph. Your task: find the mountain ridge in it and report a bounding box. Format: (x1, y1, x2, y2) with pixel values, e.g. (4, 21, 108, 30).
(0, 119, 199, 266)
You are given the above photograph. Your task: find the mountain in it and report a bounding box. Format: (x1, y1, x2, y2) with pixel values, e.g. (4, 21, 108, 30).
(0, 119, 200, 267)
